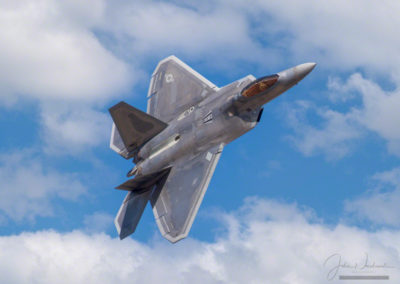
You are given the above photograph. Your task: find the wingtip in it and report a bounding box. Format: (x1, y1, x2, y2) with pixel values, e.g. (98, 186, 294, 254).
(161, 230, 189, 244)
(163, 233, 186, 244)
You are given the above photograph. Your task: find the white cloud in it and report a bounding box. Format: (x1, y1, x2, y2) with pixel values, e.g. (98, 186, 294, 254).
(40, 102, 111, 154)
(247, 0, 400, 76)
(0, 0, 134, 153)
(0, 0, 132, 104)
(241, 0, 400, 160)
(99, 0, 276, 73)
(0, 150, 86, 222)
(285, 70, 400, 159)
(341, 74, 400, 156)
(0, 198, 399, 283)
(99, 0, 400, 76)
(230, 0, 400, 160)
(3, 0, 400, 154)
(83, 212, 114, 233)
(345, 167, 400, 227)
(284, 101, 362, 160)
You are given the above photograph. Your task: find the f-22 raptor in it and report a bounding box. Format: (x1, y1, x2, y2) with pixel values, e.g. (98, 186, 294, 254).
(109, 56, 316, 243)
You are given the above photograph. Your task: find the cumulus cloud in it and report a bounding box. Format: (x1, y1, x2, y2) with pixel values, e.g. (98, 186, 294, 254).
(83, 211, 114, 233)
(284, 100, 362, 160)
(3, 0, 400, 154)
(0, 0, 132, 104)
(0, 198, 399, 283)
(235, 0, 400, 160)
(40, 102, 111, 154)
(286, 72, 400, 159)
(345, 167, 400, 227)
(0, 150, 87, 222)
(0, 0, 134, 153)
(247, 0, 400, 76)
(340, 74, 400, 156)
(99, 0, 400, 76)
(1, 0, 268, 154)
(100, 0, 270, 68)
(245, 0, 400, 160)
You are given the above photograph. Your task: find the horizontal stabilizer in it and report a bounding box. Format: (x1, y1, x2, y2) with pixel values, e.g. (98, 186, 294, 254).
(109, 101, 168, 154)
(116, 168, 171, 192)
(115, 190, 151, 240)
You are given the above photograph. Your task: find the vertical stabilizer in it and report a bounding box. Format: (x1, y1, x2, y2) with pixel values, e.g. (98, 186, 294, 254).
(109, 101, 168, 159)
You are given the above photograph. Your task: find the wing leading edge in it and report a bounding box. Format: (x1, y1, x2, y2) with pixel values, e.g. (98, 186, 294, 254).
(150, 144, 224, 243)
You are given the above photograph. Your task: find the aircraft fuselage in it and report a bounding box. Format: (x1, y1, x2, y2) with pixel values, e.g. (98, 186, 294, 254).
(134, 62, 316, 177)
(109, 56, 316, 242)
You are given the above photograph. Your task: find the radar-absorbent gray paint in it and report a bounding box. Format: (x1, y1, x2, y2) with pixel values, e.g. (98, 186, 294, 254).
(109, 56, 316, 243)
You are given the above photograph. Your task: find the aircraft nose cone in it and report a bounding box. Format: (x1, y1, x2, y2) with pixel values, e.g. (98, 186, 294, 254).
(277, 62, 316, 86)
(296, 62, 316, 78)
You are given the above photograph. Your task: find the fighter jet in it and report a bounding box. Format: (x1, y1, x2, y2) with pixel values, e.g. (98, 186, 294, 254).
(109, 56, 316, 243)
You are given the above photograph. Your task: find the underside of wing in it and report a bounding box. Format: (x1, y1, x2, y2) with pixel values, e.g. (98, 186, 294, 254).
(150, 144, 223, 243)
(147, 56, 219, 121)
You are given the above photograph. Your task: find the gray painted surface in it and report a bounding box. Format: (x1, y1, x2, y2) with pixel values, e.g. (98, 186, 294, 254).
(110, 56, 316, 243)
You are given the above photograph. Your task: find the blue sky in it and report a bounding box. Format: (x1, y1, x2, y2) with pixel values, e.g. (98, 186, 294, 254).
(1, 0, 400, 283)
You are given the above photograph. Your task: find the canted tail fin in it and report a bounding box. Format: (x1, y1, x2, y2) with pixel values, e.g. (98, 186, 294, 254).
(109, 101, 168, 159)
(115, 190, 152, 239)
(114, 168, 171, 240)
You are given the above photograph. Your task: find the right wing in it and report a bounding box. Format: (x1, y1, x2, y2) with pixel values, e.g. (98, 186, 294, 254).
(147, 56, 218, 122)
(150, 144, 223, 243)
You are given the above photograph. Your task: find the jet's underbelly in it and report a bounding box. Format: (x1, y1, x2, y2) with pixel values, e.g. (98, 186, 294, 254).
(137, 112, 197, 175)
(194, 103, 256, 147)
(137, 96, 256, 176)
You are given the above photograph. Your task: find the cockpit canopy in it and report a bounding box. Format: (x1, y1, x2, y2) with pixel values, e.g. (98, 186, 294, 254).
(241, 74, 279, 98)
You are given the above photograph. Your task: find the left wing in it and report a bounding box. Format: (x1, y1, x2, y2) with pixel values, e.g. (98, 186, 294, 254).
(147, 56, 218, 122)
(150, 143, 224, 243)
